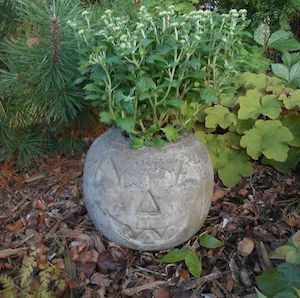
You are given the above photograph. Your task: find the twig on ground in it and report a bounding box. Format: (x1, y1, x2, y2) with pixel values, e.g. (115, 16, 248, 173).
(184, 271, 230, 290)
(122, 280, 169, 296)
(0, 247, 28, 258)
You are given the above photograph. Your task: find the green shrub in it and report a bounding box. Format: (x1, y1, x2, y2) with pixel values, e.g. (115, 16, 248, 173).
(0, 0, 87, 165)
(217, 0, 300, 32)
(0, 0, 18, 39)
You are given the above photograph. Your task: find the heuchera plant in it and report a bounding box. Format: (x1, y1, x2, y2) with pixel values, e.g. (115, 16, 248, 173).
(73, 6, 248, 148)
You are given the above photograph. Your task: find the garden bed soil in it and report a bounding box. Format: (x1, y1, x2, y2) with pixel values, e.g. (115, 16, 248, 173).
(0, 133, 299, 297)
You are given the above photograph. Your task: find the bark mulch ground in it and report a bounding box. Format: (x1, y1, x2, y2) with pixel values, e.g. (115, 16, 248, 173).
(0, 137, 299, 298)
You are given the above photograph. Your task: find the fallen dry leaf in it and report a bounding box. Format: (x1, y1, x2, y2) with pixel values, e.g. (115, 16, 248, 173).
(285, 216, 300, 227)
(90, 273, 111, 287)
(153, 288, 172, 298)
(237, 237, 255, 256)
(212, 189, 227, 202)
(33, 199, 46, 210)
(238, 189, 248, 197)
(97, 252, 121, 273)
(5, 218, 26, 232)
(71, 186, 79, 196)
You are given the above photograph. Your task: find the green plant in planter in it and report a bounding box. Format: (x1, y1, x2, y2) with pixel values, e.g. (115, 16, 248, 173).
(73, 6, 248, 148)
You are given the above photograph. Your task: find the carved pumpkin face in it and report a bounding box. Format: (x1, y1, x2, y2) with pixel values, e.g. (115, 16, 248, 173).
(83, 129, 213, 250)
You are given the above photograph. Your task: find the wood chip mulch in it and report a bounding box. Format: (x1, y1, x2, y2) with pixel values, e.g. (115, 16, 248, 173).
(0, 142, 299, 298)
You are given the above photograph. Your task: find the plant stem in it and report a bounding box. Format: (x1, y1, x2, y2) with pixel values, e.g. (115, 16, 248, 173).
(103, 65, 116, 120)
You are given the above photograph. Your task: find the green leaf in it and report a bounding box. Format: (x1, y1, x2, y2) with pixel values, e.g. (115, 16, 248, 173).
(139, 38, 153, 48)
(256, 263, 300, 296)
(286, 250, 300, 265)
(234, 119, 256, 134)
(271, 39, 300, 52)
(166, 98, 184, 108)
(146, 55, 168, 65)
(84, 83, 99, 92)
(199, 234, 224, 248)
(130, 137, 144, 149)
(268, 30, 291, 46)
(255, 288, 268, 298)
(161, 125, 180, 142)
(271, 64, 290, 82)
(99, 111, 114, 124)
(290, 63, 300, 84)
(205, 105, 237, 129)
(85, 94, 101, 100)
(261, 94, 282, 119)
(238, 90, 262, 120)
(240, 72, 267, 90)
(292, 231, 300, 248)
(184, 250, 202, 278)
(254, 23, 270, 47)
(155, 249, 190, 263)
(152, 135, 165, 148)
(274, 291, 298, 298)
(283, 90, 300, 109)
(220, 94, 237, 107)
(216, 148, 253, 187)
(262, 148, 300, 174)
(74, 76, 86, 84)
(240, 120, 294, 162)
(136, 77, 156, 96)
(282, 113, 300, 146)
(200, 88, 218, 104)
(274, 245, 297, 258)
(115, 117, 135, 133)
(282, 52, 292, 67)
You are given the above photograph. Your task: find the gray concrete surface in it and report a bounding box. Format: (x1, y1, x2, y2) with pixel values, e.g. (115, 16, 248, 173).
(83, 128, 214, 250)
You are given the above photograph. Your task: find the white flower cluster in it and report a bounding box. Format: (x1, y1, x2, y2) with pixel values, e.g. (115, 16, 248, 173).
(75, 4, 248, 63)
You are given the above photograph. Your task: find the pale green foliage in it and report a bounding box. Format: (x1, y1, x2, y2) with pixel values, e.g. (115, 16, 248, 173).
(238, 90, 281, 119)
(215, 148, 253, 188)
(0, 248, 66, 297)
(262, 148, 300, 174)
(205, 105, 237, 129)
(196, 132, 253, 187)
(282, 113, 300, 147)
(240, 120, 293, 162)
(280, 89, 300, 109)
(196, 72, 300, 187)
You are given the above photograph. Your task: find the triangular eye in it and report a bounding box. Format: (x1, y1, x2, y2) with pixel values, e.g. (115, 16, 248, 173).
(98, 158, 120, 184)
(175, 159, 201, 185)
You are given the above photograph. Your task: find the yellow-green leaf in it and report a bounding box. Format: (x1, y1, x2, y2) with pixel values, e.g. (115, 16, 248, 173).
(205, 105, 237, 129)
(240, 120, 294, 161)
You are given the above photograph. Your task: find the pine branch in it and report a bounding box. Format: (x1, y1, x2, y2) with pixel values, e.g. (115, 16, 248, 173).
(50, 14, 60, 63)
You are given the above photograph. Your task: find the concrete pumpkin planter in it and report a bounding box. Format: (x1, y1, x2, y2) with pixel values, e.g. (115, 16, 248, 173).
(83, 128, 214, 251)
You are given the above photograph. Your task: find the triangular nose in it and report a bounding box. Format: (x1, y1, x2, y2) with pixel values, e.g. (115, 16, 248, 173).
(137, 191, 160, 215)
